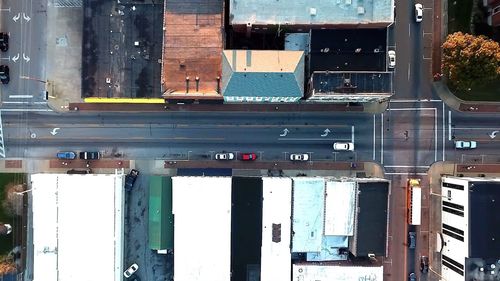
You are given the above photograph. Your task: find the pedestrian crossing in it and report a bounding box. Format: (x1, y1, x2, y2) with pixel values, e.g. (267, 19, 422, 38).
(53, 0, 83, 8)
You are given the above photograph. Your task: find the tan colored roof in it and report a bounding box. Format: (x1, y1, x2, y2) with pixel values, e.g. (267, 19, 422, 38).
(223, 50, 304, 73)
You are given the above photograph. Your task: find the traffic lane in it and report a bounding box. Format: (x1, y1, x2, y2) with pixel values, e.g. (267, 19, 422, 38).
(2, 111, 374, 126)
(451, 112, 500, 126)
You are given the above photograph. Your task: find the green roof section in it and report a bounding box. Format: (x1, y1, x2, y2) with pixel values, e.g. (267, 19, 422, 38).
(148, 176, 174, 250)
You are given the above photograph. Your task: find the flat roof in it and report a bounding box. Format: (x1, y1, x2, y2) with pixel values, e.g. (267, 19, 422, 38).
(229, 0, 393, 26)
(148, 176, 173, 250)
(468, 182, 500, 258)
(161, 0, 223, 96)
(293, 264, 384, 281)
(261, 178, 292, 281)
(309, 29, 387, 72)
(292, 178, 325, 252)
(352, 182, 389, 256)
(172, 176, 232, 281)
(324, 181, 355, 236)
(31, 173, 124, 281)
(311, 72, 393, 95)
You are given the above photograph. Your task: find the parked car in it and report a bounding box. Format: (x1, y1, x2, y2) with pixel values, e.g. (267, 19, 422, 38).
(333, 142, 354, 151)
(125, 169, 139, 190)
(388, 50, 396, 68)
(239, 152, 257, 161)
(420, 256, 429, 273)
(409, 272, 417, 281)
(79, 151, 100, 160)
(455, 140, 477, 149)
(124, 263, 139, 278)
(408, 232, 416, 249)
(0, 33, 8, 52)
(415, 4, 423, 22)
(290, 153, 309, 161)
(57, 151, 77, 160)
(215, 152, 235, 160)
(0, 65, 9, 84)
(66, 169, 92, 174)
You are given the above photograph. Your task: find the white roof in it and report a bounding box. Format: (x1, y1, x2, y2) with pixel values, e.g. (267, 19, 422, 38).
(261, 178, 292, 281)
(172, 177, 232, 281)
(324, 181, 355, 236)
(292, 178, 325, 252)
(293, 264, 384, 281)
(31, 173, 124, 281)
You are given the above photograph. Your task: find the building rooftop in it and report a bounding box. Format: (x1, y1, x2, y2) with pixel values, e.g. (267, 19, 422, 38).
(468, 181, 500, 258)
(161, 0, 223, 97)
(309, 29, 387, 72)
(172, 176, 232, 281)
(311, 72, 393, 95)
(350, 181, 389, 256)
(292, 264, 384, 281)
(324, 181, 355, 236)
(292, 178, 325, 253)
(229, 0, 394, 26)
(261, 178, 292, 281)
(31, 173, 124, 281)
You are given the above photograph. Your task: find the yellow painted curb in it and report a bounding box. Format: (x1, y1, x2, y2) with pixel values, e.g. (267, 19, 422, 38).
(84, 98, 165, 104)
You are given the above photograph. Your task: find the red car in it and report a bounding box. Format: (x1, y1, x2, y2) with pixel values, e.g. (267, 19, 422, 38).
(239, 153, 257, 161)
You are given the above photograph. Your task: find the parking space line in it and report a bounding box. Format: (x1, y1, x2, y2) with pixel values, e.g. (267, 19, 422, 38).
(9, 95, 33, 98)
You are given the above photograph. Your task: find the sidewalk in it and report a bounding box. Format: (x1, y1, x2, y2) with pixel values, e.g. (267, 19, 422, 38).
(433, 81, 500, 113)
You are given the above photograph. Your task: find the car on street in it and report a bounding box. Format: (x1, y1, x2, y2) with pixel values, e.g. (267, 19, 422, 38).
(420, 256, 429, 273)
(388, 50, 396, 68)
(290, 153, 309, 161)
(0, 65, 9, 84)
(415, 3, 423, 22)
(79, 151, 100, 160)
(333, 142, 354, 151)
(215, 152, 235, 160)
(455, 140, 477, 149)
(57, 151, 77, 160)
(409, 272, 417, 281)
(0, 33, 8, 52)
(239, 152, 257, 161)
(125, 169, 139, 190)
(408, 232, 416, 249)
(124, 263, 139, 278)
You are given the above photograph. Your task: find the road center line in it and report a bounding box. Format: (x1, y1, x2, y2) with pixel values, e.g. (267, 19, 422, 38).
(9, 95, 33, 98)
(351, 126, 354, 144)
(373, 115, 376, 160)
(448, 110, 452, 141)
(381, 113, 384, 165)
(442, 103, 445, 161)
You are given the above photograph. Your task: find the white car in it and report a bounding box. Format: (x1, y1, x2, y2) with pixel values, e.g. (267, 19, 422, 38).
(415, 4, 423, 22)
(290, 153, 309, 161)
(455, 140, 477, 149)
(333, 142, 354, 151)
(388, 50, 396, 68)
(215, 152, 235, 160)
(124, 263, 139, 278)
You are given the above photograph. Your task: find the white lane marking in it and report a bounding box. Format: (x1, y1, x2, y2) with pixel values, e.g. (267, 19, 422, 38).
(435, 107, 437, 162)
(373, 115, 376, 161)
(3, 101, 47, 104)
(390, 99, 442, 103)
(448, 111, 452, 141)
(442, 103, 445, 161)
(9, 95, 33, 98)
(388, 107, 436, 111)
(351, 126, 354, 144)
(453, 127, 500, 130)
(278, 138, 347, 141)
(381, 113, 384, 165)
(0, 109, 53, 112)
(386, 172, 428, 175)
(408, 63, 411, 81)
(385, 165, 430, 168)
(409, 23, 411, 37)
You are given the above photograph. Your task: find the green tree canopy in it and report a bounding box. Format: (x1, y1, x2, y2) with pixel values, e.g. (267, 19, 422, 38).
(442, 32, 500, 92)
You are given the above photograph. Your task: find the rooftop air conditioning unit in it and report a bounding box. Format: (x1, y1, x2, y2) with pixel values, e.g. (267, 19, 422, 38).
(345, 0, 352, 5)
(310, 8, 317, 16)
(357, 6, 365, 15)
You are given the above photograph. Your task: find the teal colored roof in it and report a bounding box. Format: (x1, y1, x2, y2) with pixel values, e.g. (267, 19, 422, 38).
(148, 176, 174, 250)
(222, 50, 305, 98)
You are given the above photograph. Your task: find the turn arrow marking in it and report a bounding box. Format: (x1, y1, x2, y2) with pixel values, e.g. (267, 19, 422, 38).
(12, 13, 20, 22)
(50, 128, 60, 136)
(11, 53, 19, 63)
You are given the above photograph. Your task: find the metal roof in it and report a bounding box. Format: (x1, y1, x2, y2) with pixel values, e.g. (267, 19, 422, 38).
(148, 176, 174, 250)
(324, 181, 355, 236)
(293, 264, 384, 281)
(230, 0, 394, 26)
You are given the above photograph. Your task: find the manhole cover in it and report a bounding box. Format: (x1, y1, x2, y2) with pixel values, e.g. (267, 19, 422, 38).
(30, 133, 37, 139)
(114, 44, 119, 50)
(56, 36, 68, 47)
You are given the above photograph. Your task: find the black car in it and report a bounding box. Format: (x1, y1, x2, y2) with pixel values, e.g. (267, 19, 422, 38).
(408, 232, 416, 249)
(79, 151, 100, 160)
(0, 33, 8, 52)
(0, 65, 9, 84)
(125, 169, 139, 190)
(420, 256, 429, 273)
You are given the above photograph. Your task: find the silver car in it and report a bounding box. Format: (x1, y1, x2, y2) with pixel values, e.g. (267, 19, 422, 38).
(215, 152, 235, 160)
(124, 263, 139, 278)
(455, 140, 477, 149)
(290, 153, 309, 161)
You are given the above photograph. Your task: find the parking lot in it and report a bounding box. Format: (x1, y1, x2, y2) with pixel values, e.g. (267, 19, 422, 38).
(82, 0, 164, 98)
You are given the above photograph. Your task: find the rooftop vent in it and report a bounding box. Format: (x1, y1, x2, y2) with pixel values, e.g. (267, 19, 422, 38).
(345, 0, 352, 5)
(310, 7, 317, 16)
(358, 6, 365, 15)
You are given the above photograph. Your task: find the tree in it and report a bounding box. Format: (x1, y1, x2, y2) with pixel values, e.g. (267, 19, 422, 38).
(442, 32, 500, 92)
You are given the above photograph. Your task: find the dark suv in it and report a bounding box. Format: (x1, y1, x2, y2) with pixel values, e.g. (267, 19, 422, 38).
(79, 151, 100, 160)
(420, 256, 429, 273)
(408, 232, 416, 249)
(125, 169, 139, 190)
(0, 33, 8, 52)
(0, 65, 9, 84)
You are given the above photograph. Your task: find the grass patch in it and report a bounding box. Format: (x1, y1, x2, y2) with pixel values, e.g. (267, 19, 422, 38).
(448, 0, 473, 33)
(0, 174, 26, 256)
(452, 80, 500, 101)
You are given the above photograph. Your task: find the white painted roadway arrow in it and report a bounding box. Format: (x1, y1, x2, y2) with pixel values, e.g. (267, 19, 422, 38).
(23, 53, 30, 62)
(23, 13, 31, 22)
(321, 128, 331, 137)
(280, 128, 289, 137)
(489, 130, 499, 139)
(50, 128, 60, 136)
(12, 13, 20, 22)
(11, 53, 19, 63)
